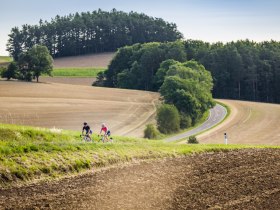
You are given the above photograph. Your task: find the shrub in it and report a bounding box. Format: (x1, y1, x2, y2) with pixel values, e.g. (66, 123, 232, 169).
(188, 136, 199, 144)
(180, 113, 192, 129)
(144, 124, 160, 139)
(157, 104, 180, 134)
(1, 62, 18, 80)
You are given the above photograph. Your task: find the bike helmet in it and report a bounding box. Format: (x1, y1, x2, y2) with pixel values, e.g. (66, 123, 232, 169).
(83, 122, 87, 125)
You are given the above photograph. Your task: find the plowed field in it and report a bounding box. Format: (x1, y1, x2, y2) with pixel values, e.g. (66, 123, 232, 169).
(0, 149, 279, 209)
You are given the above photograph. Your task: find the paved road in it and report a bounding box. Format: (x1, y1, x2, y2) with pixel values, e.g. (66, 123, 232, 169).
(165, 104, 227, 142)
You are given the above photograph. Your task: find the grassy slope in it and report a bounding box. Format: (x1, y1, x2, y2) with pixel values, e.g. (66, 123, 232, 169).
(44, 67, 105, 77)
(0, 124, 279, 187)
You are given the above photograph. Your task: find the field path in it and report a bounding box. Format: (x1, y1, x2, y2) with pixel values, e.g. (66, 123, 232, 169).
(197, 99, 280, 145)
(0, 149, 279, 209)
(0, 81, 158, 137)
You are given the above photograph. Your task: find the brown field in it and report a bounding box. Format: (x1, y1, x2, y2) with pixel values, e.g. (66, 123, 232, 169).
(0, 81, 158, 137)
(39, 77, 96, 86)
(198, 99, 280, 145)
(0, 149, 279, 209)
(53, 52, 115, 68)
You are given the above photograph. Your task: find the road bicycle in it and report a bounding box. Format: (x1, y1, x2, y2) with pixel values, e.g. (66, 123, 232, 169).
(80, 134, 92, 142)
(98, 134, 113, 143)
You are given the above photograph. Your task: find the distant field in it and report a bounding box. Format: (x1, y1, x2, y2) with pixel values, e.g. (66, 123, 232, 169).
(53, 52, 115, 68)
(0, 81, 158, 137)
(48, 67, 105, 77)
(198, 99, 280, 145)
(0, 56, 12, 64)
(39, 77, 96, 86)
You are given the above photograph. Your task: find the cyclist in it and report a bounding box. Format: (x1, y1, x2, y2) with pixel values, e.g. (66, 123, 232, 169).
(82, 122, 92, 141)
(99, 123, 112, 142)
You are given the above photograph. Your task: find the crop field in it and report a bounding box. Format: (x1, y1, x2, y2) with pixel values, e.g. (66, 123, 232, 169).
(53, 52, 115, 68)
(0, 81, 158, 137)
(48, 67, 105, 77)
(0, 56, 12, 63)
(39, 77, 96, 86)
(0, 56, 12, 66)
(197, 99, 280, 145)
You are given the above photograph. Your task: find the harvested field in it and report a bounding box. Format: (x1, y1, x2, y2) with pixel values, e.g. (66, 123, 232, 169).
(198, 99, 280, 145)
(0, 81, 158, 137)
(53, 52, 115, 68)
(39, 77, 96, 86)
(0, 149, 279, 209)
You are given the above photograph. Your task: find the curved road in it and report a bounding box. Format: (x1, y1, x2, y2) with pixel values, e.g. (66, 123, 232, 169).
(165, 104, 227, 142)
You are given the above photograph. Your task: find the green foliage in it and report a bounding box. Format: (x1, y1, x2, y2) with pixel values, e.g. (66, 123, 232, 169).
(7, 9, 183, 60)
(144, 124, 160, 139)
(50, 67, 105, 77)
(104, 41, 187, 90)
(154, 59, 180, 90)
(7, 45, 53, 82)
(157, 104, 180, 134)
(160, 60, 214, 124)
(184, 39, 280, 104)
(180, 113, 192, 129)
(1, 62, 18, 80)
(188, 136, 199, 144)
(92, 71, 106, 86)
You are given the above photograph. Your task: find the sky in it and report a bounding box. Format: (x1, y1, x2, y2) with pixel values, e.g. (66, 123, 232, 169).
(1, 0, 280, 55)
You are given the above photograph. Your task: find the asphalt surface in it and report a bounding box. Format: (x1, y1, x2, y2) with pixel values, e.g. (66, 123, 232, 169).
(165, 104, 227, 142)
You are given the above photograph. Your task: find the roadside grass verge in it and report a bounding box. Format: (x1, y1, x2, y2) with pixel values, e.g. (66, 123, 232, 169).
(43, 67, 105, 77)
(0, 123, 279, 187)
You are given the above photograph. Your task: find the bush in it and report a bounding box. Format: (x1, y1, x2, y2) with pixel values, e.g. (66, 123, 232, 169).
(1, 62, 18, 80)
(93, 71, 105, 86)
(188, 136, 199, 144)
(180, 113, 192, 129)
(157, 104, 180, 134)
(144, 124, 160, 139)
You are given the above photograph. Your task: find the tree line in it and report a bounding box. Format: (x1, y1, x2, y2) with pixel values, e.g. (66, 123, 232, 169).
(185, 39, 280, 103)
(101, 39, 280, 104)
(6, 9, 183, 60)
(1, 45, 53, 82)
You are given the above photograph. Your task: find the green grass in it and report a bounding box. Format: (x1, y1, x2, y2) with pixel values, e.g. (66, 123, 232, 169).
(44, 67, 105, 77)
(0, 123, 279, 187)
(0, 56, 12, 64)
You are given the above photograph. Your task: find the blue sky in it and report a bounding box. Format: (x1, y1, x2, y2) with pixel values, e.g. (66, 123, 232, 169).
(1, 0, 280, 55)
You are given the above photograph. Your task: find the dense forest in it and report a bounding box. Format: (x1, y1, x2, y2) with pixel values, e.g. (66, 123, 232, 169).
(185, 40, 280, 103)
(102, 40, 280, 104)
(6, 9, 182, 60)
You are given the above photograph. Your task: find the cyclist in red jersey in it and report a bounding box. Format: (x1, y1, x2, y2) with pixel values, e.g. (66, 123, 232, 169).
(99, 123, 111, 142)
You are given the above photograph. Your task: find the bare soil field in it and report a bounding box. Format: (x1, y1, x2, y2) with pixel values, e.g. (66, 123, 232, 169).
(39, 77, 96, 86)
(53, 52, 115, 68)
(198, 99, 280, 145)
(0, 81, 158, 137)
(0, 149, 279, 210)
